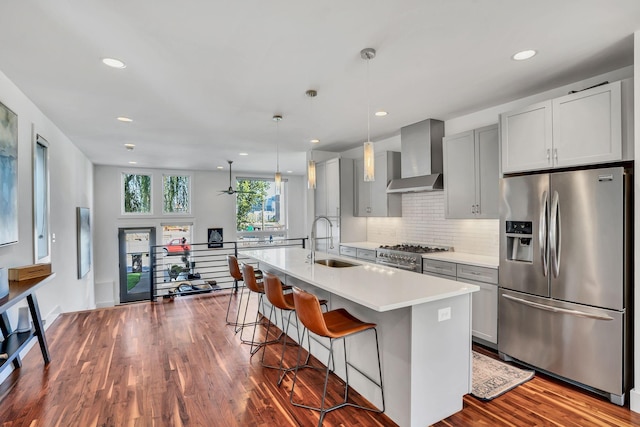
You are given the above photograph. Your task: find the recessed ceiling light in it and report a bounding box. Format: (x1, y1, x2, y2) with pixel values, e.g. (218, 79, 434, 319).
(375, 111, 388, 117)
(216, 166, 224, 169)
(102, 57, 126, 69)
(239, 152, 248, 156)
(512, 50, 537, 61)
(310, 139, 320, 144)
(117, 116, 133, 122)
(128, 161, 137, 165)
(287, 170, 293, 174)
(124, 143, 135, 151)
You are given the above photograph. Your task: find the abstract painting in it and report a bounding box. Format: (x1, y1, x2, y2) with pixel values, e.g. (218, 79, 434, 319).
(0, 100, 18, 246)
(77, 207, 91, 278)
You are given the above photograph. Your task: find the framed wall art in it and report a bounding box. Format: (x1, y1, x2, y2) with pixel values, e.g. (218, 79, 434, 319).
(77, 207, 92, 278)
(0, 100, 18, 246)
(207, 227, 223, 248)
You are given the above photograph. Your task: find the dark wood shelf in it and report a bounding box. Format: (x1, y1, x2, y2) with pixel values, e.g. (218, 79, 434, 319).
(0, 330, 35, 369)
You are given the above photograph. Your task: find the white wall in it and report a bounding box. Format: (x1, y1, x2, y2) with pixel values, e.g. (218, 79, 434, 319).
(0, 70, 94, 382)
(367, 192, 499, 256)
(93, 165, 306, 307)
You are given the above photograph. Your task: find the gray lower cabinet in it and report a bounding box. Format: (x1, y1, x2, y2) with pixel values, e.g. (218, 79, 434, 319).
(354, 151, 402, 217)
(443, 124, 499, 219)
(339, 245, 376, 263)
(423, 258, 498, 346)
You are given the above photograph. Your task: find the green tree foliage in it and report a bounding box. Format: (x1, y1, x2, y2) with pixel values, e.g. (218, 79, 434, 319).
(236, 180, 269, 231)
(164, 175, 190, 213)
(124, 174, 151, 213)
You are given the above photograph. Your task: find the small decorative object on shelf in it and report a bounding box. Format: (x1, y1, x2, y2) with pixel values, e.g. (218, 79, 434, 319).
(8, 263, 51, 281)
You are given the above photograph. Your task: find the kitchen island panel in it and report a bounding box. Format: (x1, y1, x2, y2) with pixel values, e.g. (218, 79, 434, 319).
(250, 248, 475, 427)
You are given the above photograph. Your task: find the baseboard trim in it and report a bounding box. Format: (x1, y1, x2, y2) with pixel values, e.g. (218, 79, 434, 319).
(630, 388, 640, 413)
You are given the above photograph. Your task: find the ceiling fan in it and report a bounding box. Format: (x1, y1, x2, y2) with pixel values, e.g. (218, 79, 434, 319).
(219, 160, 254, 195)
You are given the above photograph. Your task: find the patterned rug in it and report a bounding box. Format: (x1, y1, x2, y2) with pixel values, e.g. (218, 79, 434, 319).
(471, 351, 535, 400)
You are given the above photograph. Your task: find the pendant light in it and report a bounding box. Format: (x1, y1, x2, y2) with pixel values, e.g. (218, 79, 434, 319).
(361, 47, 376, 182)
(306, 89, 318, 189)
(273, 114, 283, 195)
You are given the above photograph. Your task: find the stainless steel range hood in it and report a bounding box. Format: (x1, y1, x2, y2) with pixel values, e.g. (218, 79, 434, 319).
(386, 118, 445, 193)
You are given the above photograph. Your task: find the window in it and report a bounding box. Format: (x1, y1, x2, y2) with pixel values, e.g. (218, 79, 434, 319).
(122, 173, 152, 214)
(236, 178, 287, 236)
(33, 134, 50, 263)
(163, 174, 190, 214)
(161, 224, 193, 280)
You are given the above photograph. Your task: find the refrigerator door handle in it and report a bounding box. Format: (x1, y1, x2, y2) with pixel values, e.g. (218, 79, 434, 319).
(539, 191, 548, 277)
(502, 294, 614, 321)
(549, 190, 561, 278)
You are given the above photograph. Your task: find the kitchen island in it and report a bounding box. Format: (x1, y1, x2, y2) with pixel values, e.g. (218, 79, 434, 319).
(242, 247, 479, 427)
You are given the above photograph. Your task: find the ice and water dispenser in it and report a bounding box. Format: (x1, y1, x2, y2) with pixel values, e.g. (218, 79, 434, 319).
(505, 221, 533, 262)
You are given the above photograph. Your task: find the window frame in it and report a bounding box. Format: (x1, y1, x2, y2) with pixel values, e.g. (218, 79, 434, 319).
(235, 176, 288, 238)
(33, 132, 51, 263)
(162, 173, 192, 215)
(121, 172, 153, 215)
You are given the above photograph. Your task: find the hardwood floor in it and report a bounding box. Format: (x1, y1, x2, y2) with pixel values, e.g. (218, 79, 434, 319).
(0, 291, 638, 426)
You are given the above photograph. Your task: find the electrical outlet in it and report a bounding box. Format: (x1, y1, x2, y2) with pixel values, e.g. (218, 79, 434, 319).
(438, 307, 451, 322)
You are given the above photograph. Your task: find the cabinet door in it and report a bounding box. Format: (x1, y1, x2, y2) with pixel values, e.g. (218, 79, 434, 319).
(475, 124, 499, 218)
(325, 158, 340, 217)
(552, 81, 622, 168)
(500, 100, 553, 173)
(369, 152, 389, 216)
(314, 161, 327, 216)
(444, 131, 476, 218)
(459, 278, 498, 344)
(354, 158, 371, 216)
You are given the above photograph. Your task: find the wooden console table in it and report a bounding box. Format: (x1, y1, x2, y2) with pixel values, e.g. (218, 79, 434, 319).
(0, 273, 55, 372)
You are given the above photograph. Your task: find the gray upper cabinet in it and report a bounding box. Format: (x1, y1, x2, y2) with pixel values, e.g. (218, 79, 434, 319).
(501, 80, 622, 174)
(354, 151, 402, 217)
(444, 124, 499, 219)
(314, 158, 340, 218)
(552, 81, 622, 168)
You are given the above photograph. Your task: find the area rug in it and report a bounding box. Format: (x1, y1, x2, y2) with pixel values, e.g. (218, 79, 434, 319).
(471, 351, 534, 401)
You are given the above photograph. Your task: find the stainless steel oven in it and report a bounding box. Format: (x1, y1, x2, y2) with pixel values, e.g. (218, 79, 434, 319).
(376, 244, 450, 273)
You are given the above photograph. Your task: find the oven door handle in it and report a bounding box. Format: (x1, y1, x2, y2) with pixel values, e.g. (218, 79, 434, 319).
(376, 260, 418, 272)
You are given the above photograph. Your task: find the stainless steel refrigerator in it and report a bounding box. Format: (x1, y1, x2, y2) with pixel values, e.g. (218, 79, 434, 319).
(498, 166, 632, 405)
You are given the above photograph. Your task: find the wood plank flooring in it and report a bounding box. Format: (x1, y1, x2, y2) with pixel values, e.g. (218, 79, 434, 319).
(0, 291, 638, 426)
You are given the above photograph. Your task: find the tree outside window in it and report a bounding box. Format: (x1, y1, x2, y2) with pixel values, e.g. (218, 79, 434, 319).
(163, 175, 190, 214)
(236, 179, 286, 233)
(123, 173, 151, 214)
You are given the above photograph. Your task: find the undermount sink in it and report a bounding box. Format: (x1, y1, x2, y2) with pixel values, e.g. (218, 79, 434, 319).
(314, 259, 358, 268)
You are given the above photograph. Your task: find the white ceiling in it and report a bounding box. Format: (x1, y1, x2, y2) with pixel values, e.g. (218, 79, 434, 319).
(0, 1, 638, 175)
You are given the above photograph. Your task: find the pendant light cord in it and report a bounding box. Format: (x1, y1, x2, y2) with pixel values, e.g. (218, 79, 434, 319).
(366, 56, 371, 143)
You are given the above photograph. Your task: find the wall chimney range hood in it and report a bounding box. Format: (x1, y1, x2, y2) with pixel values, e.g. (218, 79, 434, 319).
(386, 118, 445, 193)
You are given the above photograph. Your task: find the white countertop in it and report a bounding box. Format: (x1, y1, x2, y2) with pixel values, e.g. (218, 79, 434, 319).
(241, 247, 478, 312)
(422, 252, 499, 268)
(338, 241, 384, 250)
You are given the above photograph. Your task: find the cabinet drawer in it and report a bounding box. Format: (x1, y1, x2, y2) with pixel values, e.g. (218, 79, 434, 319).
(422, 259, 456, 277)
(356, 248, 376, 261)
(456, 264, 498, 284)
(423, 271, 457, 280)
(339, 245, 357, 258)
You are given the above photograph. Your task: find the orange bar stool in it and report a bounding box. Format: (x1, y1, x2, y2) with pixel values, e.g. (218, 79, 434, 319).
(226, 255, 262, 333)
(262, 273, 327, 385)
(290, 286, 385, 426)
(240, 263, 284, 355)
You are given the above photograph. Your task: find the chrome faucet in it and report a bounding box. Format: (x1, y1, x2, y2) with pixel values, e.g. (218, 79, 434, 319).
(309, 215, 334, 264)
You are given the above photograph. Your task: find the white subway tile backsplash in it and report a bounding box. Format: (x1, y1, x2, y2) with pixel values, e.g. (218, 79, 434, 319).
(366, 192, 499, 257)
